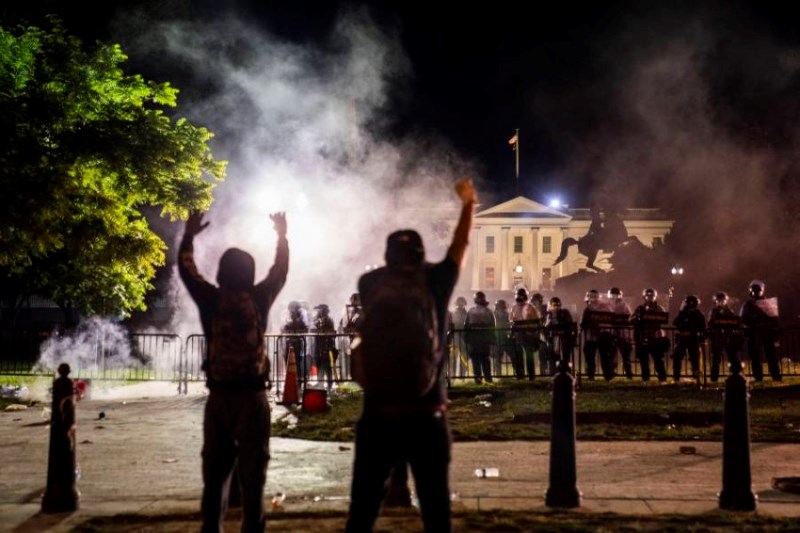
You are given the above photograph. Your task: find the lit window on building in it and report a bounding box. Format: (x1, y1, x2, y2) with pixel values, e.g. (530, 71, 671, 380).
(486, 235, 495, 254)
(485, 267, 495, 288)
(513, 236, 523, 253)
(542, 236, 552, 253)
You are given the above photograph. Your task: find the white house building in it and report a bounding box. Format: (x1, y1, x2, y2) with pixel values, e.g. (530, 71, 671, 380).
(459, 196, 674, 294)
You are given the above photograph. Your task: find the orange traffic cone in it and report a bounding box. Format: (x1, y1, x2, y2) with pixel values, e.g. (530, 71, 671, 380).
(309, 364, 319, 383)
(281, 346, 300, 405)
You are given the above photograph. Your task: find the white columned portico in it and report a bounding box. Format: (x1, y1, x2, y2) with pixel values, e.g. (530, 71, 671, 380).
(500, 226, 510, 290)
(471, 226, 481, 290)
(529, 227, 539, 290)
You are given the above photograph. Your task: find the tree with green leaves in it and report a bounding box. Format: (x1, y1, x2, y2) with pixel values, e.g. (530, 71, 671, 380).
(0, 18, 226, 323)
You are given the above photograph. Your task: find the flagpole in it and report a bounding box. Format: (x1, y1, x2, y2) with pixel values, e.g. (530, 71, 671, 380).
(514, 127, 520, 196)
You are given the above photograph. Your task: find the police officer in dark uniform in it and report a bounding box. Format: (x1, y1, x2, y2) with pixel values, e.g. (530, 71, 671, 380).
(631, 288, 669, 382)
(312, 304, 338, 391)
(493, 299, 513, 377)
(580, 290, 615, 380)
(672, 295, 706, 382)
(740, 279, 782, 381)
(544, 296, 576, 363)
(608, 287, 634, 379)
(282, 300, 309, 383)
(707, 291, 743, 382)
(464, 291, 496, 384)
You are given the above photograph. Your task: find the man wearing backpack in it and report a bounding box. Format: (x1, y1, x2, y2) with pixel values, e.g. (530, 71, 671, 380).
(346, 177, 476, 533)
(179, 211, 288, 533)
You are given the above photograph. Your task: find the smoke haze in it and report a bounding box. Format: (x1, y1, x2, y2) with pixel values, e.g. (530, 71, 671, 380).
(117, 9, 481, 333)
(106, 1, 800, 327)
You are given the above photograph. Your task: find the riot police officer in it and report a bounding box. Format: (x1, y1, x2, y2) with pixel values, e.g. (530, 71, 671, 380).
(672, 295, 706, 382)
(608, 287, 634, 379)
(452, 296, 469, 378)
(510, 288, 541, 380)
(580, 290, 615, 380)
(544, 296, 576, 364)
(631, 288, 668, 382)
(464, 291, 496, 384)
(707, 291, 743, 382)
(740, 280, 782, 381)
(493, 299, 513, 377)
(282, 301, 310, 383)
(312, 304, 338, 391)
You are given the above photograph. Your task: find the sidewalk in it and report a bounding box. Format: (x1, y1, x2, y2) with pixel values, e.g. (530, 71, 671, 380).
(1, 385, 799, 532)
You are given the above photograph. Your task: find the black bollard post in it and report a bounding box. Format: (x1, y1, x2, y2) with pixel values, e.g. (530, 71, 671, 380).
(545, 358, 582, 508)
(42, 363, 80, 513)
(718, 359, 757, 511)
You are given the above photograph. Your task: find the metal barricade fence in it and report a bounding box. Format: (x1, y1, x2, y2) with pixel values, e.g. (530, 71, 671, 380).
(3, 326, 800, 389)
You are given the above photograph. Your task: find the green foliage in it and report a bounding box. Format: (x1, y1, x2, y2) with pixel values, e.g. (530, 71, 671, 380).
(0, 18, 226, 316)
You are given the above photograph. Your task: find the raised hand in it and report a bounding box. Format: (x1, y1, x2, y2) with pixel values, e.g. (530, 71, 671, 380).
(185, 211, 210, 237)
(455, 177, 478, 206)
(270, 212, 287, 237)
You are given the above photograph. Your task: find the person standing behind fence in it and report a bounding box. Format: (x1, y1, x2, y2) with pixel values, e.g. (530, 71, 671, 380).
(707, 291, 742, 382)
(531, 293, 550, 374)
(345, 177, 476, 533)
(178, 211, 288, 533)
(464, 291, 495, 384)
(282, 301, 309, 385)
(451, 296, 468, 377)
(312, 304, 338, 391)
(580, 290, 614, 380)
(493, 299, 513, 377)
(608, 287, 634, 379)
(740, 279, 782, 382)
(544, 296, 575, 364)
(510, 288, 541, 381)
(671, 295, 706, 382)
(631, 288, 669, 383)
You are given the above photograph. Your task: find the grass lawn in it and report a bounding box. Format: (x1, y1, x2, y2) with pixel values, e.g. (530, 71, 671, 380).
(272, 378, 800, 442)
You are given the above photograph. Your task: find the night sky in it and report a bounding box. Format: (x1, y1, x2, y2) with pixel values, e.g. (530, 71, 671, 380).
(5, 0, 800, 309)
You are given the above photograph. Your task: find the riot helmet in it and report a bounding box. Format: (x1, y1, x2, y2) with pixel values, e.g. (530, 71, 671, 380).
(585, 289, 600, 304)
(682, 295, 700, 310)
(515, 288, 529, 303)
(455, 296, 467, 307)
(712, 291, 729, 306)
(288, 300, 301, 313)
(349, 293, 361, 306)
(314, 304, 330, 316)
(549, 296, 562, 308)
(495, 299, 507, 310)
(532, 292, 544, 304)
(643, 288, 657, 303)
(474, 291, 489, 306)
(749, 279, 765, 298)
(608, 287, 623, 300)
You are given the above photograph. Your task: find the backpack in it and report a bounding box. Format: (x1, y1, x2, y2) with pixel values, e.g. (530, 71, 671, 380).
(353, 268, 440, 402)
(207, 291, 269, 383)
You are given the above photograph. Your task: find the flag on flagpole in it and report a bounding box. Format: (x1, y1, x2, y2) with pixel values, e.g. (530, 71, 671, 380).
(508, 132, 518, 151)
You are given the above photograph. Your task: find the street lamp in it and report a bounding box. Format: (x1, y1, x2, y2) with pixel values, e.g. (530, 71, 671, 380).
(669, 265, 685, 314)
(514, 259, 524, 274)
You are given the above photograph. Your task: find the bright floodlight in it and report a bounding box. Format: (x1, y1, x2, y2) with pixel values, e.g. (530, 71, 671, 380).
(671, 266, 684, 275)
(549, 198, 561, 208)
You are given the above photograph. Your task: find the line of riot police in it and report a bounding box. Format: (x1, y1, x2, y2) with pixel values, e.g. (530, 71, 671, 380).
(276, 279, 781, 390)
(447, 279, 782, 384)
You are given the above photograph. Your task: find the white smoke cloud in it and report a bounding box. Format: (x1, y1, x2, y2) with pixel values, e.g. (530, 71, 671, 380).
(117, 9, 480, 334)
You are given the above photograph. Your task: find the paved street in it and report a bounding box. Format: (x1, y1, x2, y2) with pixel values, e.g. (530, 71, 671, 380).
(1, 383, 799, 531)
